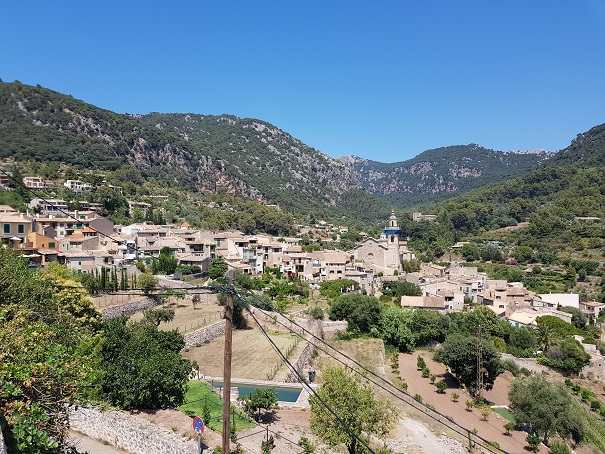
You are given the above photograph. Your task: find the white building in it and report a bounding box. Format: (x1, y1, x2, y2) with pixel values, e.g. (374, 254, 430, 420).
(64, 180, 93, 193)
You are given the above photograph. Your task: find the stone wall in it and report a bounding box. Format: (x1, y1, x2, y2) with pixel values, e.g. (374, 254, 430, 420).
(102, 297, 161, 319)
(286, 341, 316, 383)
(69, 406, 200, 454)
(183, 320, 225, 348)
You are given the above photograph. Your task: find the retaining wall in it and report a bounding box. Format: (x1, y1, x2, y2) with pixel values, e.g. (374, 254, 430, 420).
(286, 341, 316, 383)
(69, 406, 200, 454)
(102, 297, 161, 319)
(183, 320, 225, 348)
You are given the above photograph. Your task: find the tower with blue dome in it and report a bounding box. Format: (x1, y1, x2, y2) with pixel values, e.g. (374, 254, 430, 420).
(382, 210, 401, 244)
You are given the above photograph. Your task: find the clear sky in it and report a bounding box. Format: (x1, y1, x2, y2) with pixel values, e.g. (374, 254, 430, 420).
(1, 1, 604, 161)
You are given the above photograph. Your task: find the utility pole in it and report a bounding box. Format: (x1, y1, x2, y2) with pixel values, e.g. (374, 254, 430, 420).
(476, 326, 483, 401)
(222, 270, 235, 453)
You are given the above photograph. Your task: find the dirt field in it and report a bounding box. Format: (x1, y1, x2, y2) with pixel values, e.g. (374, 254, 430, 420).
(182, 327, 299, 380)
(314, 337, 387, 379)
(398, 351, 547, 453)
(129, 294, 223, 333)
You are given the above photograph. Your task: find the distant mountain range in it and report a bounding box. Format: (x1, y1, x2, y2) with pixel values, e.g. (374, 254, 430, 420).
(0, 80, 600, 221)
(342, 145, 550, 205)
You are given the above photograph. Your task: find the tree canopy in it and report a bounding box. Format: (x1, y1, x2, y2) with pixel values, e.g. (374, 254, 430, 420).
(310, 367, 398, 454)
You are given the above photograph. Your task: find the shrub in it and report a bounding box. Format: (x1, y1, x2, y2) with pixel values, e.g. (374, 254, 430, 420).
(421, 368, 430, 378)
(504, 422, 514, 436)
(590, 399, 601, 412)
(436, 380, 447, 394)
(480, 407, 491, 421)
(307, 306, 324, 320)
(417, 356, 426, 370)
(451, 392, 460, 402)
(549, 441, 571, 454)
(501, 358, 521, 377)
(414, 394, 423, 403)
(429, 374, 436, 384)
(526, 432, 541, 452)
(465, 400, 473, 412)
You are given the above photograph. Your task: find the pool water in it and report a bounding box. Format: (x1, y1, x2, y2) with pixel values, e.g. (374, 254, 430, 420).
(211, 382, 302, 403)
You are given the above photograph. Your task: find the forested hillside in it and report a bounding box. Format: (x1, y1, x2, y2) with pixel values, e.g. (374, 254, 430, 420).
(433, 123, 605, 256)
(0, 80, 549, 224)
(346, 145, 548, 205)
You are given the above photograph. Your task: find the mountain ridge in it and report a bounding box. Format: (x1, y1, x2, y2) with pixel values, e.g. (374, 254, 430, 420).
(0, 80, 577, 219)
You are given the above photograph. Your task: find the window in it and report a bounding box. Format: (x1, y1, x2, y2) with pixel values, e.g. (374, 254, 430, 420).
(17, 224, 25, 234)
(48, 242, 55, 248)
(3, 224, 10, 234)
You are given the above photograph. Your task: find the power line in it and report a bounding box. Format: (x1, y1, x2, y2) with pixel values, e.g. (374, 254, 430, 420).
(245, 302, 505, 454)
(245, 307, 377, 454)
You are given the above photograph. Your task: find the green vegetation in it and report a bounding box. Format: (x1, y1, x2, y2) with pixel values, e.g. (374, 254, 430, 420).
(100, 316, 192, 409)
(179, 381, 255, 432)
(510, 376, 584, 445)
(319, 279, 358, 299)
(435, 334, 502, 396)
(208, 256, 228, 279)
(310, 367, 398, 454)
(240, 388, 278, 421)
(0, 250, 102, 452)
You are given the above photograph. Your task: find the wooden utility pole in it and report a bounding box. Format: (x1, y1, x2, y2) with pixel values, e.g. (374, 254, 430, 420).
(222, 271, 235, 453)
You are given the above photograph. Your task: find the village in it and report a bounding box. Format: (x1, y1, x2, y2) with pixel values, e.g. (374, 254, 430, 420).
(1, 182, 602, 332)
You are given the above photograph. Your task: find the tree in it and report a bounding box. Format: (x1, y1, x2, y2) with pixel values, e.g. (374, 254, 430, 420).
(538, 337, 591, 374)
(241, 388, 278, 421)
(436, 334, 502, 396)
(461, 243, 480, 262)
(536, 315, 576, 339)
(139, 272, 159, 295)
(508, 326, 538, 357)
(526, 432, 541, 452)
(0, 251, 101, 452)
(329, 294, 381, 334)
(152, 246, 178, 275)
(378, 306, 415, 352)
(310, 367, 398, 453)
(143, 307, 175, 326)
(436, 380, 448, 394)
(559, 306, 588, 329)
(382, 281, 422, 298)
(509, 376, 584, 445)
(319, 279, 358, 299)
(514, 245, 535, 263)
(208, 256, 228, 279)
(480, 244, 503, 262)
(100, 317, 191, 409)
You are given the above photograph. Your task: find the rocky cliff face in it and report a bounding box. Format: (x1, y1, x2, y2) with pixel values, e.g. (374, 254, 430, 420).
(343, 145, 550, 204)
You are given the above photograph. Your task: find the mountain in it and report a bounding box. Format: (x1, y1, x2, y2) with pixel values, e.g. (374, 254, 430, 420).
(546, 122, 605, 168)
(0, 80, 558, 222)
(344, 145, 550, 205)
(0, 81, 367, 217)
(432, 122, 605, 254)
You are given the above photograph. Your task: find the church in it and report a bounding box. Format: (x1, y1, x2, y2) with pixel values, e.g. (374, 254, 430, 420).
(353, 211, 415, 276)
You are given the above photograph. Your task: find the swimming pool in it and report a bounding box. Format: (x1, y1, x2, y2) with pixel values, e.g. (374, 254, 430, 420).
(210, 381, 303, 403)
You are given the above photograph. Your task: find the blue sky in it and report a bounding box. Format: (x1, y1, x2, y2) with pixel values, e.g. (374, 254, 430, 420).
(1, 1, 604, 161)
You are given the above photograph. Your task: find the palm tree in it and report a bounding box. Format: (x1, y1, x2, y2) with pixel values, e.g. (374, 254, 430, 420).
(536, 324, 552, 352)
